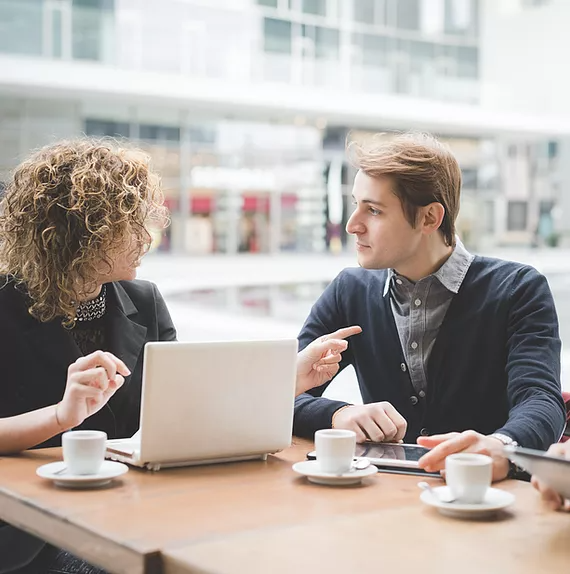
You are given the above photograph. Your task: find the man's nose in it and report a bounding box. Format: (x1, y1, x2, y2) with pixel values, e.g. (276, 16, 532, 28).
(346, 211, 363, 235)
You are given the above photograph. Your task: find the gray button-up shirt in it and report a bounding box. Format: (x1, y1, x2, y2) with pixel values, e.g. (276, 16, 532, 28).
(384, 239, 474, 396)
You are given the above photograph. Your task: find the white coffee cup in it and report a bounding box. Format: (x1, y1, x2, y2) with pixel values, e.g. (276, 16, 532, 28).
(445, 453, 492, 504)
(62, 430, 107, 475)
(315, 429, 356, 474)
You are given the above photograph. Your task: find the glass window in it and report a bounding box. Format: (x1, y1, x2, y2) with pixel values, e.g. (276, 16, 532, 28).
(0, 0, 43, 56)
(354, 0, 388, 25)
(384, 0, 398, 26)
(72, 0, 115, 61)
(85, 119, 130, 138)
(140, 125, 181, 142)
(395, 0, 420, 30)
(353, 0, 376, 24)
(434, 43, 458, 76)
(540, 200, 555, 215)
(482, 200, 494, 233)
(548, 141, 559, 159)
(507, 201, 528, 231)
(189, 126, 217, 144)
(461, 168, 478, 188)
(354, 33, 388, 67)
(51, 8, 64, 59)
(409, 40, 435, 73)
(263, 17, 292, 54)
(323, 126, 347, 150)
(444, 0, 476, 36)
(303, 25, 339, 59)
(457, 45, 478, 78)
(371, 34, 390, 66)
(303, 0, 326, 16)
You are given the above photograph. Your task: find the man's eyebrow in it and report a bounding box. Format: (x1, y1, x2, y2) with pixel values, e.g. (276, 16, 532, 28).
(352, 196, 387, 208)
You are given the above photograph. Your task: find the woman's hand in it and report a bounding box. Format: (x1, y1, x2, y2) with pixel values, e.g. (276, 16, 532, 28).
(296, 326, 362, 396)
(531, 442, 570, 511)
(56, 351, 131, 430)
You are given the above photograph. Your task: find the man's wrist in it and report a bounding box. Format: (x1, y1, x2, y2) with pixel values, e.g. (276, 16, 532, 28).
(331, 405, 353, 428)
(490, 433, 519, 448)
(489, 433, 524, 480)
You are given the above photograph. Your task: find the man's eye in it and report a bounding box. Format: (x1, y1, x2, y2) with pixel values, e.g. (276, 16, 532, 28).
(369, 208, 381, 216)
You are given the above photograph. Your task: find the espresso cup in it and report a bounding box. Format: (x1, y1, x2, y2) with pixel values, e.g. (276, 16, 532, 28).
(315, 429, 356, 474)
(445, 453, 492, 504)
(62, 430, 107, 475)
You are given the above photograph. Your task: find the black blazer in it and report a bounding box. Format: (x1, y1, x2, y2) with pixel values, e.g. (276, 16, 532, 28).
(0, 277, 177, 445)
(0, 277, 177, 572)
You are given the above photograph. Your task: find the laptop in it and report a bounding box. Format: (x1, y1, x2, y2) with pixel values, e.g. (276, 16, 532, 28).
(106, 339, 298, 470)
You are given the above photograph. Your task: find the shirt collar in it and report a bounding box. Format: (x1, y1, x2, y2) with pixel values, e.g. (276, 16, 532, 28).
(382, 238, 474, 297)
(383, 269, 394, 297)
(433, 238, 474, 294)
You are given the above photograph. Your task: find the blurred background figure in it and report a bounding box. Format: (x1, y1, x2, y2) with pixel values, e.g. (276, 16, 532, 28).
(1, 0, 570, 400)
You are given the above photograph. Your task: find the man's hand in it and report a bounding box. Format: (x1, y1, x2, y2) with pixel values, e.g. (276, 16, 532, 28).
(331, 402, 407, 443)
(531, 442, 570, 511)
(296, 326, 362, 396)
(417, 431, 510, 482)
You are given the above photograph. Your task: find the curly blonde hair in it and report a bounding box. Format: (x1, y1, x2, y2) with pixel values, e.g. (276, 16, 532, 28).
(0, 138, 168, 326)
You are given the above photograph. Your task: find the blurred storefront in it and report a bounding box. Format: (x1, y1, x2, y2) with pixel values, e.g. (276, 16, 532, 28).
(83, 115, 327, 254)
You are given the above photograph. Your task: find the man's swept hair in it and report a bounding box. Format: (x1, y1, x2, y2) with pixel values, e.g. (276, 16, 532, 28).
(347, 132, 462, 246)
(0, 138, 168, 326)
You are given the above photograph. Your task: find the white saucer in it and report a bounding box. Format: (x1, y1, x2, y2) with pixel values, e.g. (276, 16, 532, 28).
(36, 460, 129, 489)
(420, 486, 515, 519)
(292, 460, 378, 486)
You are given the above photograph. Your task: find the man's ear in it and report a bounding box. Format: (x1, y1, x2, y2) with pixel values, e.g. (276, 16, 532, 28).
(420, 202, 446, 235)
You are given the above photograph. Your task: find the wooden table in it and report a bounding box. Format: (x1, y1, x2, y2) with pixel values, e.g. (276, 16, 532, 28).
(162, 494, 570, 574)
(0, 439, 566, 574)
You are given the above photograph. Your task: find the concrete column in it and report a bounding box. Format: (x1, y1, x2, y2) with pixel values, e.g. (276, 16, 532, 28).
(225, 188, 240, 255)
(269, 186, 282, 253)
(173, 111, 192, 253)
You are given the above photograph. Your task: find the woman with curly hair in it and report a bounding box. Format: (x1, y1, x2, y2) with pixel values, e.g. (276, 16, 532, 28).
(0, 139, 176, 573)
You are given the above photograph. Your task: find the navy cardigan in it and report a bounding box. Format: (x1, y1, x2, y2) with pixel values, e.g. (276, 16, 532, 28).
(294, 257, 566, 450)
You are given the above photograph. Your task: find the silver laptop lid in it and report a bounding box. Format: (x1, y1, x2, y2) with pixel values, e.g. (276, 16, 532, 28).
(138, 339, 298, 464)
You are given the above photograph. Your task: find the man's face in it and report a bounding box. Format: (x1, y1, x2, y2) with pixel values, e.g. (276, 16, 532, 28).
(346, 170, 424, 271)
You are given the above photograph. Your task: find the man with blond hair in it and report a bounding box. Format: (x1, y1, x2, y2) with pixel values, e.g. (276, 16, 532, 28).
(294, 132, 566, 482)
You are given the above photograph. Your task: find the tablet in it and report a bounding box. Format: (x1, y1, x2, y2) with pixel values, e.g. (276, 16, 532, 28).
(354, 442, 430, 468)
(306, 442, 435, 476)
(505, 445, 570, 499)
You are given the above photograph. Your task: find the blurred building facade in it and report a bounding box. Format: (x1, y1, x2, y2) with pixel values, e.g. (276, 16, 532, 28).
(0, 0, 567, 253)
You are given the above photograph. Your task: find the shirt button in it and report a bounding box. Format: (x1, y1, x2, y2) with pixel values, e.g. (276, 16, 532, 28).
(411, 341, 418, 349)
(400, 363, 407, 372)
(414, 298, 422, 306)
(410, 396, 419, 405)
(396, 279, 403, 285)
(419, 390, 426, 398)
(420, 427, 429, 436)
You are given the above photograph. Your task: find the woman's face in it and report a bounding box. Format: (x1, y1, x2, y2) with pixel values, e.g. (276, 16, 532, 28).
(94, 229, 150, 285)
